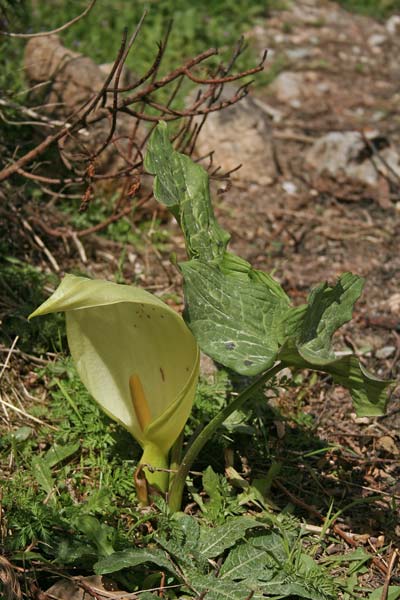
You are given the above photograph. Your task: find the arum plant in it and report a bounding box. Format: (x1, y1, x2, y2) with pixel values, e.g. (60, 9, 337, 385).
(30, 123, 392, 514)
(30, 275, 200, 502)
(144, 122, 393, 511)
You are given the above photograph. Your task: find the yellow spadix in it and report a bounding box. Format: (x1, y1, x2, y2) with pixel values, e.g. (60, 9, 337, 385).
(30, 274, 200, 493)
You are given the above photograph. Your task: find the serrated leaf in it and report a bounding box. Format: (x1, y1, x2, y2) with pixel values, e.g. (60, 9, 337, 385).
(73, 515, 115, 557)
(44, 441, 80, 467)
(219, 542, 272, 581)
(199, 517, 258, 558)
(368, 586, 400, 600)
(94, 547, 175, 575)
(220, 537, 336, 600)
(188, 574, 252, 600)
(202, 465, 220, 497)
(171, 512, 201, 555)
(31, 457, 54, 495)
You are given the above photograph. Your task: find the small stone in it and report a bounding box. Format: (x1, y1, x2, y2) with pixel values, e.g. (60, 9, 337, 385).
(368, 33, 387, 47)
(375, 345, 396, 359)
(269, 71, 304, 104)
(350, 414, 371, 425)
(386, 15, 400, 36)
(387, 292, 400, 313)
(282, 180, 298, 195)
(286, 47, 314, 60)
(376, 435, 399, 456)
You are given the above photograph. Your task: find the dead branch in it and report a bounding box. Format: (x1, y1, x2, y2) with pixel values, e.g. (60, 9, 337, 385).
(1, 13, 267, 246)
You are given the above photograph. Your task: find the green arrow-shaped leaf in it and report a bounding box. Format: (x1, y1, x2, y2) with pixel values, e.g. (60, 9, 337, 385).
(145, 122, 392, 416)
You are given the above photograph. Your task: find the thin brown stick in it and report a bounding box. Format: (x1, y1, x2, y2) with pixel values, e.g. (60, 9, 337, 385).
(274, 479, 388, 575)
(0, 27, 129, 183)
(92, 11, 147, 160)
(117, 48, 218, 110)
(0, 0, 97, 38)
(380, 549, 399, 600)
(183, 49, 267, 84)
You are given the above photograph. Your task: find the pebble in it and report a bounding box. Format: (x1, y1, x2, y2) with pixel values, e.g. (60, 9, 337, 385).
(286, 47, 314, 60)
(386, 15, 400, 36)
(375, 345, 396, 359)
(368, 33, 387, 47)
(282, 180, 298, 195)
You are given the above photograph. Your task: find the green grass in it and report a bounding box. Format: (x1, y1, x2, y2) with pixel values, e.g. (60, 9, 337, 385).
(1, 351, 394, 597)
(337, 0, 400, 18)
(2, 0, 271, 91)
(1, 356, 140, 558)
(0, 256, 65, 353)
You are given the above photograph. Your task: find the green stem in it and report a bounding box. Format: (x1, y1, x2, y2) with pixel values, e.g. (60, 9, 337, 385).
(168, 429, 184, 491)
(167, 362, 284, 512)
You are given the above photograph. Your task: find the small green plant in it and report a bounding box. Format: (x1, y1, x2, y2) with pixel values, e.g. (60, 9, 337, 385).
(93, 509, 339, 600)
(0, 256, 65, 353)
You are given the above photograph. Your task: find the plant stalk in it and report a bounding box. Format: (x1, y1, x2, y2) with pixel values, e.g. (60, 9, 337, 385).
(167, 362, 284, 512)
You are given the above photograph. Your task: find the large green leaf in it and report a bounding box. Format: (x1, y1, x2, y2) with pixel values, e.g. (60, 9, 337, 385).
(198, 516, 258, 559)
(144, 121, 230, 261)
(94, 547, 175, 575)
(283, 273, 364, 364)
(181, 257, 290, 376)
(278, 272, 391, 416)
(145, 123, 391, 416)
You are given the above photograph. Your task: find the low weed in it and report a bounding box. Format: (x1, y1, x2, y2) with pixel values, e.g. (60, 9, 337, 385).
(337, 0, 400, 19)
(0, 256, 65, 353)
(1, 354, 393, 597)
(1, 356, 139, 558)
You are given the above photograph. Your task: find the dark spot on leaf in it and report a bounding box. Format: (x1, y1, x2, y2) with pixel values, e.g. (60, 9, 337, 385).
(225, 341, 236, 351)
(244, 359, 254, 367)
(146, 315, 151, 319)
(160, 367, 165, 381)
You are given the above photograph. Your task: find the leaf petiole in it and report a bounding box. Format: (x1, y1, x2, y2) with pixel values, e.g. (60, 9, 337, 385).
(168, 362, 284, 512)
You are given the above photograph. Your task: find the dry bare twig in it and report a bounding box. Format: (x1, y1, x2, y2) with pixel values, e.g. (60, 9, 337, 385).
(1, 13, 266, 248)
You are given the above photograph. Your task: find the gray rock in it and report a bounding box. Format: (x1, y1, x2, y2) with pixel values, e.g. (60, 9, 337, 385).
(368, 33, 387, 47)
(386, 15, 400, 36)
(269, 71, 305, 105)
(305, 131, 400, 189)
(24, 35, 144, 175)
(306, 132, 378, 185)
(191, 86, 276, 186)
(286, 47, 316, 60)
